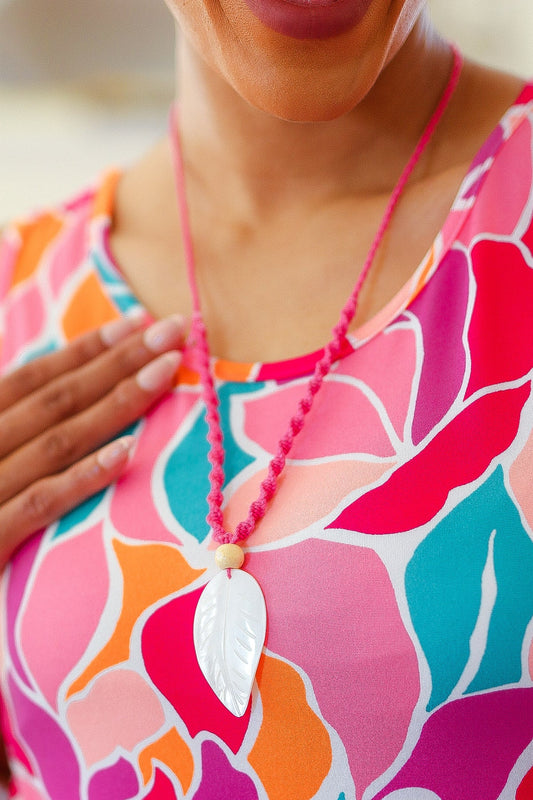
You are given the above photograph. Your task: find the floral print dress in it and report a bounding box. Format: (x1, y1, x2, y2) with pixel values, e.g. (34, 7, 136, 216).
(0, 84, 533, 800)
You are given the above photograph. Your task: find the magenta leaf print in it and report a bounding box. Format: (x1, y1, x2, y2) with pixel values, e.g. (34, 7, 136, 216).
(374, 689, 533, 800)
(5, 533, 43, 689)
(193, 740, 259, 800)
(329, 383, 530, 535)
(409, 248, 469, 445)
(87, 757, 139, 800)
(8, 675, 81, 800)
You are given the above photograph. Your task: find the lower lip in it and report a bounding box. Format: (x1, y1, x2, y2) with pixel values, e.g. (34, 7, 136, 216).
(241, 0, 373, 40)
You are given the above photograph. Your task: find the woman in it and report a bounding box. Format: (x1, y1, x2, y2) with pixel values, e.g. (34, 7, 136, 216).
(0, 0, 532, 796)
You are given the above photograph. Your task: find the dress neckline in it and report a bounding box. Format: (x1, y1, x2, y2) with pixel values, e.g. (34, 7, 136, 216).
(91, 82, 533, 384)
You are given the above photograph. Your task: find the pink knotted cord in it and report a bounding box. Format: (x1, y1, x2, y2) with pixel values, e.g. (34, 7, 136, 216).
(170, 46, 463, 546)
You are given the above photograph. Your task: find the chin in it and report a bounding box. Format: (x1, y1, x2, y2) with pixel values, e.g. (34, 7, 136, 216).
(249, 91, 362, 123)
(177, 0, 399, 122)
(219, 35, 382, 122)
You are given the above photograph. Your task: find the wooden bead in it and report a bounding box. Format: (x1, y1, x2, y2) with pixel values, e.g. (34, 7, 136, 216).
(215, 543, 245, 570)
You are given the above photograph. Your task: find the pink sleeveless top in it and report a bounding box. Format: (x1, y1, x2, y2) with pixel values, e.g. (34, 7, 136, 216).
(1, 84, 533, 800)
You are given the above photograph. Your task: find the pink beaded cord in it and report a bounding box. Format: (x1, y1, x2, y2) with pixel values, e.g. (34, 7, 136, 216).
(171, 46, 463, 548)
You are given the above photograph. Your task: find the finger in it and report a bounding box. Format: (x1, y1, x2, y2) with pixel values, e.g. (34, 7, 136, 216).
(0, 315, 186, 458)
(0, 351, 181, 504)
(0, 314, 144, 413)
(0, 435, 136, 567)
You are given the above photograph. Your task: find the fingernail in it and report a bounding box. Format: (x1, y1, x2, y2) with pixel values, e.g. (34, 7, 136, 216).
(97, 435, 136, 470)
(143, 315, 185, 353)
(136, 351, 181, 392)
(100, 313, 143, 347)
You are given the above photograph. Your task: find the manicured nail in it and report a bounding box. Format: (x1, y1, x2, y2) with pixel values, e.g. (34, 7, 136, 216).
(143, 315, 185, 354)
(96, 436, 136, 470)
(100, 313, 143, 347)
(136, 352, 181, 392)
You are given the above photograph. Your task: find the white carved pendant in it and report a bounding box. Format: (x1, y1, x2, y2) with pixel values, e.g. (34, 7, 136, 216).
(193, 569, 267, 716)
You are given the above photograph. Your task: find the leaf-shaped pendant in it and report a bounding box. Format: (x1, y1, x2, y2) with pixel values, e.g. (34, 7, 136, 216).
(193, 569, 267, 716)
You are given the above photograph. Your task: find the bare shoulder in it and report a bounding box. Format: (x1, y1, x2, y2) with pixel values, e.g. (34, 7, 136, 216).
(428, 58, 527, 177)
(459, 60, 526, 122)
(109, 138, 191, 320)
(113, 138, 178, 244)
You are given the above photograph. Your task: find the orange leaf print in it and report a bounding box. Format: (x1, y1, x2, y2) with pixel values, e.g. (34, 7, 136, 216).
(13, 214, 63, 286)
(92, 172, 121, 219)
(62, 272, 119, 340)
(67, 540, 204, 697)
(249, 655, 332, 800)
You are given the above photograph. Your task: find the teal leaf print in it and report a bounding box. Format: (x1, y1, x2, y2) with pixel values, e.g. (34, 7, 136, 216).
(93, 250, 141, 312)
(21, 339, 58, 364)
(92, 249, 126, 287)
(164, 382, 263, 543)
(405, 466, 533, 711)
(467, 475, 533, 693)
(54, 491, 105, 538)
(54, 423, 140, 539)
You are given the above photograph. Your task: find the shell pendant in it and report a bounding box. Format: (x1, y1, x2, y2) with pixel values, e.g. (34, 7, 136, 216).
(193, 566, 267, 716)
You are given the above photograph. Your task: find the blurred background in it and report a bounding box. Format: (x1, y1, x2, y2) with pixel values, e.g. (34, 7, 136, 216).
(0, 0, 532, 221)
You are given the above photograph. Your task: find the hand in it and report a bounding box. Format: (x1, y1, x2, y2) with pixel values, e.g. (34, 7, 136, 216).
(0, 314, 186, 567)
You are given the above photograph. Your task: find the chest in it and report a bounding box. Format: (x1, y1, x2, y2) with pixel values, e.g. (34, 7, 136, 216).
(109, 161, 471, 364)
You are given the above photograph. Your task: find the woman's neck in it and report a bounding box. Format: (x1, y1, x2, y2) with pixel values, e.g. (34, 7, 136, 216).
(111, 20, 522, 361)
(175, 14, 452, 219)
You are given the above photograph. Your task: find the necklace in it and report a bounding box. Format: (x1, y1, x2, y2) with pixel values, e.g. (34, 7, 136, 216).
(170, 46, 463, 717)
